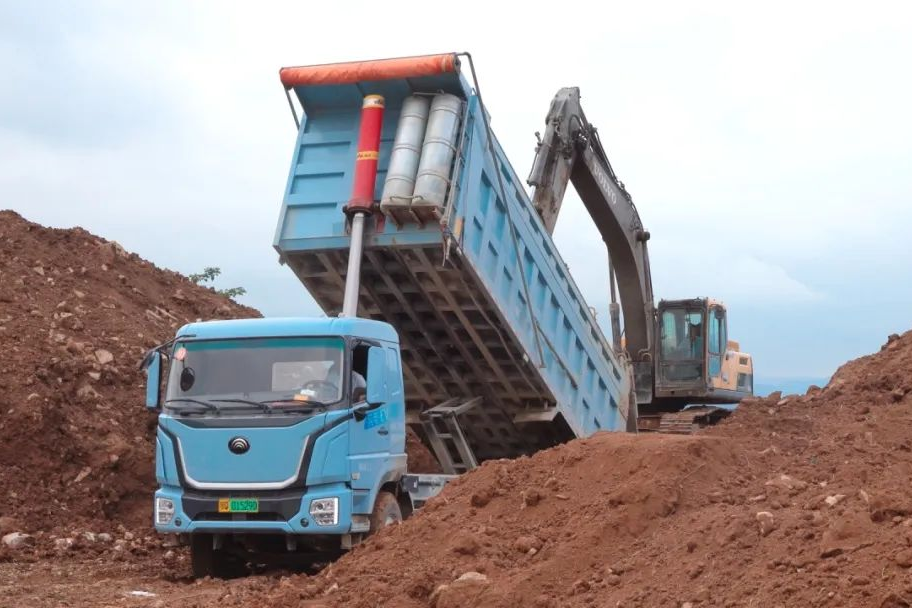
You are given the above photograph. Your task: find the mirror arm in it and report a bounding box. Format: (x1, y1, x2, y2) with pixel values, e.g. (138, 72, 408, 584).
(352, 400, 384, 421)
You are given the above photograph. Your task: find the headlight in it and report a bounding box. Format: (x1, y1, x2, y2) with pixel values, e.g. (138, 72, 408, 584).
(155, 497, 175, 525)
(309, 497, 339, 526)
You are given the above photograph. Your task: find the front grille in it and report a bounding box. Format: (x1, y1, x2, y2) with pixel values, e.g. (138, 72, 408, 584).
(195, 512, 285, 522)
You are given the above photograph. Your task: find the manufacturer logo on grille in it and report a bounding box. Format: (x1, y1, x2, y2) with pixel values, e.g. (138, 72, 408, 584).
(228, 436, 250, 454)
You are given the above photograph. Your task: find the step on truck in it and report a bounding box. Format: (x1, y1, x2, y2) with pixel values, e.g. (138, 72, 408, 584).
(142, 53, 636, 577)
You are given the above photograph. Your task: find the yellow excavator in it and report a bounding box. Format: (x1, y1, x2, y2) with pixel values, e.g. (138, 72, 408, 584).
(527, 87, 753, 433)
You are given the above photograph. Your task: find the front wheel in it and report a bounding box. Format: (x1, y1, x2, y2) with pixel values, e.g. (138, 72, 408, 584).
(369, 491, 402, 535)
(190, 534, 246, 578)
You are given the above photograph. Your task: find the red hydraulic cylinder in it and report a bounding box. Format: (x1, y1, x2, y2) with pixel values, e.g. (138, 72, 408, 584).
(348, 94, 385, 212)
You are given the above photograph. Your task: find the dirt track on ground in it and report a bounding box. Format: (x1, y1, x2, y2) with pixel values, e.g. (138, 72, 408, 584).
(2, 211, 911, 608)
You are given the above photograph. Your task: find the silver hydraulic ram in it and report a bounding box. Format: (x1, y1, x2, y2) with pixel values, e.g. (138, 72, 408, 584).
(341, 94, 385, 317)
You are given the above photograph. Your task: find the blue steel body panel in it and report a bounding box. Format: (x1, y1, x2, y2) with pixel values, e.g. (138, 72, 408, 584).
(159, 414, 325, 486)
(274, 70, 629, 448)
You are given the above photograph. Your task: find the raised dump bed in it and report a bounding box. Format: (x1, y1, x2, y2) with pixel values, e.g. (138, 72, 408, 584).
(274, 54, 631, 465)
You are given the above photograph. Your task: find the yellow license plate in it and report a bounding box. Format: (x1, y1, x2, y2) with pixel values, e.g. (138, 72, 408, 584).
(218, 498, 259, 513)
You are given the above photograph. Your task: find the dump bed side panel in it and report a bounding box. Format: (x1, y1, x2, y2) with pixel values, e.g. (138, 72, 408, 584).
(274, 71, 629, 461)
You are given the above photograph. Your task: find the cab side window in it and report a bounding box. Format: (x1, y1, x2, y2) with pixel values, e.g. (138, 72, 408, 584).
(351, 343, 370, 403)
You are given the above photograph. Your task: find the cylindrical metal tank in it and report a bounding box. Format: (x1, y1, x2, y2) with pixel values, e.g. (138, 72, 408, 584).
(380, 96, 431, 210)
(412, 94, 462, 212)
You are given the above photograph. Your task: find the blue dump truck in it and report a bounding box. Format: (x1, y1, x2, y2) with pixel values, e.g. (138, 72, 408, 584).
(142, 53, 635, 577)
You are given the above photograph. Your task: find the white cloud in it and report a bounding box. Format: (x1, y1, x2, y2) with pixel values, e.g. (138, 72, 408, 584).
(1, 0, 911, 379)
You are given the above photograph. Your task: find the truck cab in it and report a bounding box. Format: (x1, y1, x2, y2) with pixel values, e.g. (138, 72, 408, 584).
(143, 317, 409, 576)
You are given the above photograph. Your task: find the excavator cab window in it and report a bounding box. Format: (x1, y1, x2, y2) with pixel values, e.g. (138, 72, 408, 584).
(658, 307, 705, 383)
(707, 308, 727, 378)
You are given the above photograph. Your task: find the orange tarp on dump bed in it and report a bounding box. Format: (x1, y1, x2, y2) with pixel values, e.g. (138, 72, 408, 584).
(279, 53, 459, 88)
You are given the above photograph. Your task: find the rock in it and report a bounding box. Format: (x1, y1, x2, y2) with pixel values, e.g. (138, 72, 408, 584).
(431, 572, 490, 608)
(606, 574, 621, 586)
(2, 531, 32, 549)
(513, 535, 543, 554)
(450, 533, 479, 555)
(521, 488, 543, 508)
(571, 579, 590, 594)
(54, 537, 75, 551)
(0, 516, 22, 535)
(97, 532, 113, 543)
(824, 494, 847, 507)
(94, 349, 114, 365)
(470, 489, 493, 508)
(765, 474, 808, 494)
(109, 241, 129, 258)
(76, 384, 101, 400)
(894, 548, 912, 568)
(880, 593, 911, 608)
(892, 388, 905, 402)
(124, 531, 135, 540)
(455, 572, 488, 584)
(32, 266, 45, 276)
(756, 511, 776, 537)
(850, 575, 870, 586)
(82, 531, 97, 543)
(74, 467, 92, 483)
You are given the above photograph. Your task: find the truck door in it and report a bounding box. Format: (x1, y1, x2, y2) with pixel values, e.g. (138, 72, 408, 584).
(347, 343, 396, 490)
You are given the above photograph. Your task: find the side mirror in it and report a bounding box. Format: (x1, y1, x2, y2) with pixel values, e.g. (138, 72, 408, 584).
(365, 346, 387, 406)
(142, 349, 163, 410)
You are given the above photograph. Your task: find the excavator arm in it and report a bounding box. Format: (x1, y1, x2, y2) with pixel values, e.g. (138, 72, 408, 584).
(528, 88, 655, 371)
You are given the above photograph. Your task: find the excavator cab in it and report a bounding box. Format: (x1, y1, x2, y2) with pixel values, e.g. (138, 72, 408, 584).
(654, 298, 753, 404)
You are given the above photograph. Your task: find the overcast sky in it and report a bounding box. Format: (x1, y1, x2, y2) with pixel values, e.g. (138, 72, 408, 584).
(2, 1, 910, 381)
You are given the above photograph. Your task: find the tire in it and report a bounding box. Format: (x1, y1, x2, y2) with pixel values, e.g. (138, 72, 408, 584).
(369, 491, 402, 535)
(190, 534, 245, 579)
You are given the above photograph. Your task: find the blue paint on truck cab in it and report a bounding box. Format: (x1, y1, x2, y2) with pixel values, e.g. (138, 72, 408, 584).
(146, 317, 408, 565)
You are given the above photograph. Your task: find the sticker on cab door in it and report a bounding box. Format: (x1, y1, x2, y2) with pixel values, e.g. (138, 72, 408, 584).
(364, 409, 387, 429)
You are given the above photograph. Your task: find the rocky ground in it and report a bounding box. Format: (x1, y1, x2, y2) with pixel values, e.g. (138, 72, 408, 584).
(1, 210, 911, 608)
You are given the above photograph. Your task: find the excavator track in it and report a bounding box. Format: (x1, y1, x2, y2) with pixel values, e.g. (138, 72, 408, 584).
(637, 406, 731, 435)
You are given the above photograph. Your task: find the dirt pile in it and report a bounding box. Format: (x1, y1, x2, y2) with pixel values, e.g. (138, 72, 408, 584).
(221, 330, 912, 608)
(0, 210, 258, 537)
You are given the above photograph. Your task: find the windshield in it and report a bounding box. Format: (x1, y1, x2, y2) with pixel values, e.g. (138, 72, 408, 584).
(660, 308, 705, 361)
(165, 337, 345, 410)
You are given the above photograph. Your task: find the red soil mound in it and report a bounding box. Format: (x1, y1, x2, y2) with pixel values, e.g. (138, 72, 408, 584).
(221, 331, 912, 608)
(0, 210, 258, 535)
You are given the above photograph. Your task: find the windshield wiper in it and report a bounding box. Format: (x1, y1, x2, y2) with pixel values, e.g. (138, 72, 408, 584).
(263, 398, 331, 413)
(211, 398, 273, 413)
(267, 398, 330, 408)
(165, 398, 222, 413)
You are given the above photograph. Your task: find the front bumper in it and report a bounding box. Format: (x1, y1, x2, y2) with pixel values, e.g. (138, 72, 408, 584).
(153, 483, 353, 534)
